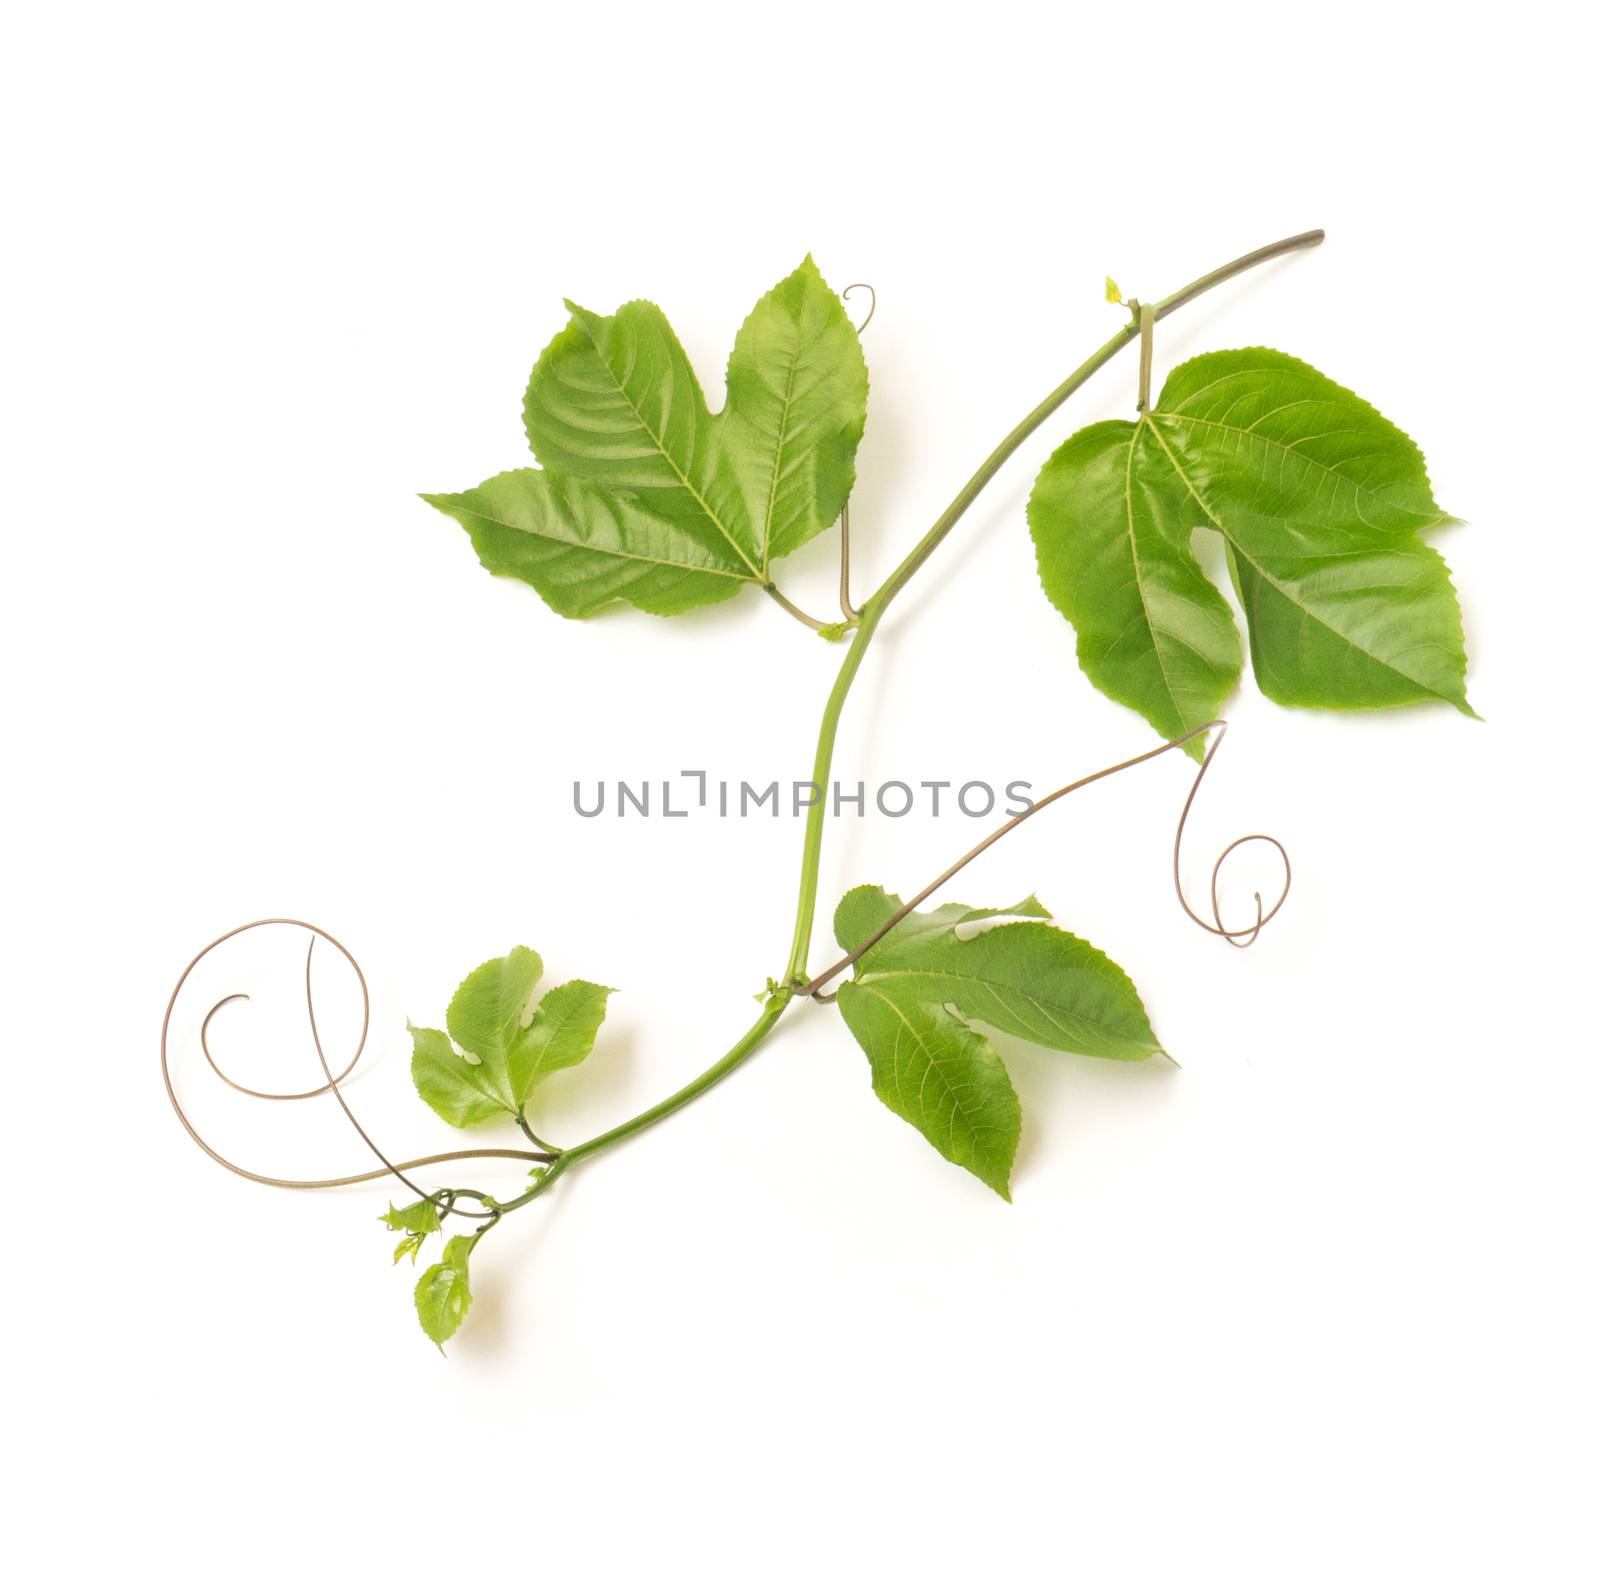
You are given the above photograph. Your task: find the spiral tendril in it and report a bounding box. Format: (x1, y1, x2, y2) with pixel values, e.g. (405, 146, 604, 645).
(803, 718, 1290, 999)
(160, 918, 549, 1216)
(842, 281, 877, 336)
(164, 726, 1288, 1196)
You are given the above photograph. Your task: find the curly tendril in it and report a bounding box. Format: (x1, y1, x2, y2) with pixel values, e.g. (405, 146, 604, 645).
(1172, 723, 1291, 948)
(802, 718, 1291, 1000)
(842, 281, 877, 335)
(163, 726, 1289, 1198)
(160, 918, 550, 1218)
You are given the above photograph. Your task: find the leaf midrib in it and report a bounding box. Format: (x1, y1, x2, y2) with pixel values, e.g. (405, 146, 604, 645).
(452, 496, 752, 584)
(572, 318, 764, 580)
(853, 983, 1008, 1147)
(1142, 419, 1456, 702)
(757, 337, 802, 569)
(1122, 419, 1185, 720)
(858, 960, 1146, 1053)
(1157, 406, 1436, 531)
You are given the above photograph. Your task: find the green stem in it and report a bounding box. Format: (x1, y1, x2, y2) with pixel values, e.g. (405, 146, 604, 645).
(473, 227, 1326, 1203)
(781, 602, 885, 981)
(493, 994, 791, 1211)
(778, 319, 1146, 979)
(778, 225, 1324, 979)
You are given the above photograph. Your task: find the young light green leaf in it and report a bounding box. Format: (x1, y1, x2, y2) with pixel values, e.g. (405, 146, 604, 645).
(508, 979, 613, 1100)
(381, 1199, 442, 1235)
(393, 1232, 428, 1265)
(426, 258, 867, 620)
(1028, 348, 1470, 753)
(414, 1235, 475, 1350)
(444, 945, 545, 1109)
(410, 1022, 509, 1128)
(412, 949, 613, 1127)
(382, 1198, 441, 1264)
(836, 979, 1020, 1199)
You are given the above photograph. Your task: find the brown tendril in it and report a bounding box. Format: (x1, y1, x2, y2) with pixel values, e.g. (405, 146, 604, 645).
(802, 719, 1290, 1001)
(164, 732, 1288, 1196)
(842, 281, 876, 335)
(161, 918, 552, 1218)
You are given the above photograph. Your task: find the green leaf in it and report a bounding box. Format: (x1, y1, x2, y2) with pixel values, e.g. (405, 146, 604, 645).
(837, 887, 1161, 1062)
(508, 979, 613, 1099)
(414, 1235, 475, 1350)
(427, 257, 867, 620)
(444, 945, 545, 1108)
(393, 1233, 425, 1265)
(832, 887, 1162, 1195)
(833, 884, 1050, 966)
(382, 1199, 441, 1265)
(421, 471, 750, 618)
(722, 256, 870, 562)
(409, 1022, 508, 1128)
(411, 949, 613, 1127)
(836, 979, 1020, 1199)
(1029, 419, 1243, 756)
(1028, 348, 1470, 753)
(381, 1199, 442, 1235)
(524, 297, 756, 569)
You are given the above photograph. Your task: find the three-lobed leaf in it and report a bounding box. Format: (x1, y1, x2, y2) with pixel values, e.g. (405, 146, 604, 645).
(832, 886, 1161, 1197)
(410, 947, 612, 1128)
(1028, 348, 1471, 754)
(425, 256, 867, 620)
(414, 1235, 475, 1350)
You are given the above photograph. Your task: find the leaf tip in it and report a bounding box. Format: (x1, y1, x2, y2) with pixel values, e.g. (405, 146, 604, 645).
(979, 1163, 1015, 1201)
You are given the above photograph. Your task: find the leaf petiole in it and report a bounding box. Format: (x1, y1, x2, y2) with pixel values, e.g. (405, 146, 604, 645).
(764, 582, 838, 635)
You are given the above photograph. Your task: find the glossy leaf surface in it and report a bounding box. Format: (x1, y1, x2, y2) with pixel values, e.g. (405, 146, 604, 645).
(426, 257, 866, 618)
(1028, 348, 1470, 751)
(837, 978, 1020, 1199)
(833, 887, 1161, 1196)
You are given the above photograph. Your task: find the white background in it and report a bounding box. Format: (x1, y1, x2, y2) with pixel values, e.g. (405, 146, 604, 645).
(4, 3, 1595, 1582)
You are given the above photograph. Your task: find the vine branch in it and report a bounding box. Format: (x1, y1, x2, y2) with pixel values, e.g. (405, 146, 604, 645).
(779, 227, 1323, 985)
(164, 229, 1325, 1242)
